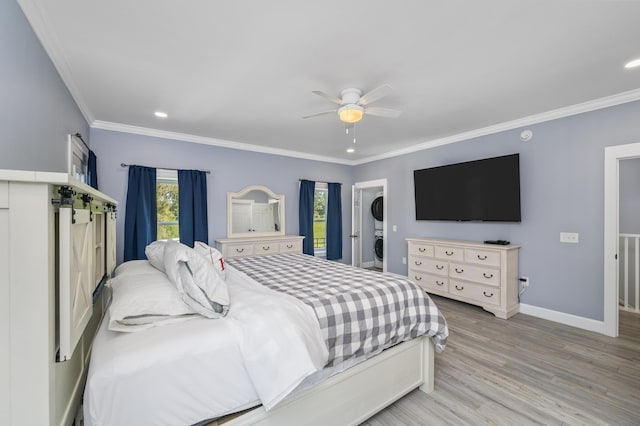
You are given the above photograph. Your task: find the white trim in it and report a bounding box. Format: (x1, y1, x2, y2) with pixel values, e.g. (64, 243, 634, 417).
(603, 142, 640, 337)
(90, 91, 640, 167)
(519, 304, 605, 334)
(352, 89, 640, 165)
(17, 0, 95, 125)
(91, 121, 353, 165)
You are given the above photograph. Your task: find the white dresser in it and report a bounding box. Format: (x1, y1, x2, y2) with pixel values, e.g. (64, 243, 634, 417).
(215, 235, 304, 258)
(406, 237, 520, 319)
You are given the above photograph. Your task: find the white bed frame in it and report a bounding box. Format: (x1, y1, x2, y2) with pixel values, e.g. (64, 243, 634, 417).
(223, 336, 434, 426)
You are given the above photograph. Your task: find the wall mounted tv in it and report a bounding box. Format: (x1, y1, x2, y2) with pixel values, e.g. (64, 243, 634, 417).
(414, 153, 521, 222)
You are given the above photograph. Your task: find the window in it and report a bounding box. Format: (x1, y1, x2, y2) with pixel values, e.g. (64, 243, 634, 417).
(313, 182, 328, 256)
(157, 169, 179, 240)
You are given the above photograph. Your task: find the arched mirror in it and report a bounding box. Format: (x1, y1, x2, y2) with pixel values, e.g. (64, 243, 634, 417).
(227, 185, 285, 238)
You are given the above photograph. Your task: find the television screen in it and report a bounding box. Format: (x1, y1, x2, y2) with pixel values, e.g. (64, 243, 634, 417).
(414, 153, 521, 222)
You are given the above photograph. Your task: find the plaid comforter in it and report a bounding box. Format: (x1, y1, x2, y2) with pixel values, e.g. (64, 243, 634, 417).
(228, 253, 448, 367)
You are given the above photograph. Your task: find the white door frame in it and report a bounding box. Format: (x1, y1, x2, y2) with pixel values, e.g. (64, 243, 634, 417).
(353, 179, 387, 272)
(603, 142, 640, 337)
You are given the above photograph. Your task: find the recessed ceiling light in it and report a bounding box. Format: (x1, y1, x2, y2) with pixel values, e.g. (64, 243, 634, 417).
(154, 111, 168, 118)
(624, 58, 640, 69)
(347, 148, 355, 153)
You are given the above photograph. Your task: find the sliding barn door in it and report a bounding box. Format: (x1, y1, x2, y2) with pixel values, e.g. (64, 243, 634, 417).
(58, 207, 93, 361)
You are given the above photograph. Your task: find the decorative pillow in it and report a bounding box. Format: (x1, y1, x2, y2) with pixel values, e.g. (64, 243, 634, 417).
(193, 241, 226, 280)
(145, 240, 168, 272)
(163, 241, 230, 318)
(108, 262, 197, 332)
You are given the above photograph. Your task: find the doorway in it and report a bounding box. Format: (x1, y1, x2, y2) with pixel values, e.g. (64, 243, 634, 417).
(352, 179, 387, 272)
(604, 142, 640, 337)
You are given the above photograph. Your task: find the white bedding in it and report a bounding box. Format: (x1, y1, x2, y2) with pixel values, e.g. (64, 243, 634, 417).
(84, 264, 328, 426)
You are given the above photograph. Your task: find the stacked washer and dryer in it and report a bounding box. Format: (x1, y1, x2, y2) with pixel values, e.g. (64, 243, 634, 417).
(370, 193, 384, 269)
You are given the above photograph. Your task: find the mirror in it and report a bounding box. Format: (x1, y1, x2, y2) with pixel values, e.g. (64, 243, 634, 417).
(227, 185, 285, 238)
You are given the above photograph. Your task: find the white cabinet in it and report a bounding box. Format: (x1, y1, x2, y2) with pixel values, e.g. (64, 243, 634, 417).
(0, 170, 116, 426)
(407, 238, 520, 319)
(215, 235, 304, 258)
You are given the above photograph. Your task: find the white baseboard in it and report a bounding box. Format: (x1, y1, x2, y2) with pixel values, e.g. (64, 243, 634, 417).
(519, 304, 606, 335)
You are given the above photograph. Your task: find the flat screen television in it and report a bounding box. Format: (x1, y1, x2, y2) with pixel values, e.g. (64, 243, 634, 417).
(414, 153, 521, 222)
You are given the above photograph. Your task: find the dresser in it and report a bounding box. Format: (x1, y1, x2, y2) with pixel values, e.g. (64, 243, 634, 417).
(215, 235, 304, 258)
(406, 238, 520, 319)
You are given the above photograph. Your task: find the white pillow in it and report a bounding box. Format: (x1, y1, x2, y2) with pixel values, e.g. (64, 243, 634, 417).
(163, 241, 230, 318)
(193, 241, 227, 279)
(113, 259, 160, 278)
(108, 263, 197, 332)
(145, 240, 168, 272)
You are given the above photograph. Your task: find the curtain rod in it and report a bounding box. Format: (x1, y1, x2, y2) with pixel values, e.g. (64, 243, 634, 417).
(121, 163, 211, 174)
(74, 133, 90, 151)
(299, 179, 342, 185)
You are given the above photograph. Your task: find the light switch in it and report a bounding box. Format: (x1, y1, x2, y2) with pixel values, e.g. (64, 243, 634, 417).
(560, 232, 579, 243)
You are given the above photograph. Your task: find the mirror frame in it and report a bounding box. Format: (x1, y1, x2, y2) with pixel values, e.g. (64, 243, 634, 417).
(227, 185, 285, 238)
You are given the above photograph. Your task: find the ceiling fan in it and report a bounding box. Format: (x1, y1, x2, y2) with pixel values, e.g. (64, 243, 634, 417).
(303, 84, 402, 125)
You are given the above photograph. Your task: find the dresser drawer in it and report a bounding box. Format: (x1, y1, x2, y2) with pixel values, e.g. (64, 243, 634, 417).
(449, 262, 500, 286)
(408, 242, 434, 257)
(434, 245, 464, 261)
(409, 270, 448, 292)
(279, 239, 302, 253)
(465, 248, 500, 267)
(224, 243, 254, 257)
(409, 257, 448, 276)
(253, 242, 278, 255)
(450, 279, 500, 306)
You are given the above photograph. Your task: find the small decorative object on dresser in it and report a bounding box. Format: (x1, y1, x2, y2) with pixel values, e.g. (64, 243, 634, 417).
(406, 237, 520, 319)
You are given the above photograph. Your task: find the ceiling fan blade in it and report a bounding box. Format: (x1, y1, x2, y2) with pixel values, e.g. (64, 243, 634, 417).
(302, 110, 337, 119)
(364, 107, 402, 118)
(358, 84, 393, 106)
(312, 90, 343, 105)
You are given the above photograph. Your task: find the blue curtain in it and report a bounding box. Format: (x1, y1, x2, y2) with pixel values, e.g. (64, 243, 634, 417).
(124, 166, 157, 261)
(299, 179, 315, 255)
(326, 182, 342, 260)
(178, 169, 209, 247)
(87, 150, 98, 189)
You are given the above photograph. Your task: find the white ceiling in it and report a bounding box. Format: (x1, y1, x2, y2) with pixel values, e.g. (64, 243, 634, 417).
(18, 0, 640, 164)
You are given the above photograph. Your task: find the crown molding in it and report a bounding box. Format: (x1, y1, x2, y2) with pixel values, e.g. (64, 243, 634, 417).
(352, 89, 640, 165)
(91, 121, 353, 165)
(17, 0, 95, 125)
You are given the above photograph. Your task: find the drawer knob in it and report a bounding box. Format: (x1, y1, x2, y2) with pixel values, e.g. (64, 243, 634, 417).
(436, 281, 444, 286)
(483, 272, 494, 279)
(414, 260, 422, 266)
(418, 247, 426, 252)
(236, 248, 244, 253)
(262, 246, 270, 250)
(477, 255, 488, 260)
(445, 250, 454, 256)
(455, 285, 464, 291)
(414, 276, 423, 281)
(455, 267, 464, 273)
(483, 291, 494, 298)
(436, 264, 445, 270)
(286, 244, 293, 248)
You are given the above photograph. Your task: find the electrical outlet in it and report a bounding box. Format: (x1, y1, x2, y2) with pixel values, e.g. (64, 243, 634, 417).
(393, 225, 397, 232)
(402, 257, 406, 265)
(520, 276, 529, 287)
(560, 232, 579, 243)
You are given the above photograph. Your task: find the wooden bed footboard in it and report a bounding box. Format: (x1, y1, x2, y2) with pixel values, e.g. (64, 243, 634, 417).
(220, 336, 435, 426)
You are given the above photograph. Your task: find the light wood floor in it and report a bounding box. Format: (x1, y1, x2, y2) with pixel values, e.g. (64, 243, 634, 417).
(361, 296, 640, 426)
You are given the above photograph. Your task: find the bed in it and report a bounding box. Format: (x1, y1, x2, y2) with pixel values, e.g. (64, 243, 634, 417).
(83, 246, 448, 426)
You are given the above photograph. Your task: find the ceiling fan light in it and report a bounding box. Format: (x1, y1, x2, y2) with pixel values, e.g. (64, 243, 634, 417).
(338, 105, 364, 123)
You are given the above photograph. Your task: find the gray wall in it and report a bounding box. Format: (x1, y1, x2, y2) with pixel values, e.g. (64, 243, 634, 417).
(620, 158, 640, 234)
(0, 0, 89, 172)
(90, 129, 354, 265)
(354, 100, 640, 321)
